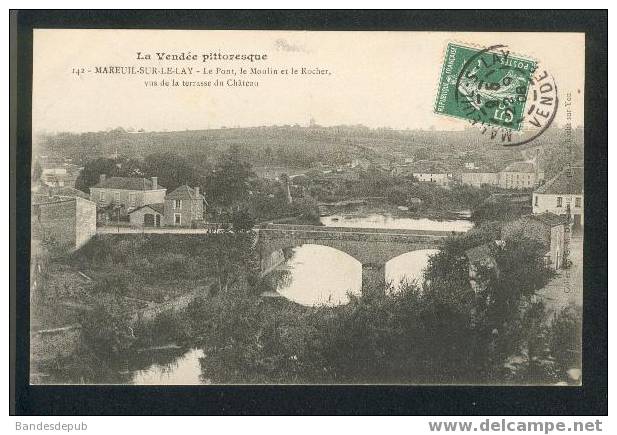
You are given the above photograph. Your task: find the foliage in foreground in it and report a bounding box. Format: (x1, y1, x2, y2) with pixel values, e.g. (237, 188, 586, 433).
(37, 222, 579, 385)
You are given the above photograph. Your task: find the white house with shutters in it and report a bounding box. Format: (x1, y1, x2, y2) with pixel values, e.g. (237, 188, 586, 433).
(532, 166, 584, 228)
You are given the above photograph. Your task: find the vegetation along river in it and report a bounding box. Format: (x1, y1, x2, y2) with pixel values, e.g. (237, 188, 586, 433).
(130, 212, 473, 384)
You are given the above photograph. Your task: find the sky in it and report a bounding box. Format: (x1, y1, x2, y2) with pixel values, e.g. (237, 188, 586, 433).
(33, 30, 585, 134)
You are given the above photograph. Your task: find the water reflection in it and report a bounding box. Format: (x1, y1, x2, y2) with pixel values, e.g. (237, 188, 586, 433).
(321, 213, 474, 232)
(273, 212, 472, 306)
(386, 249, 439, 289)
(128, 214, 471, 382)
(130, 348, 206, 385)
(274, 244, 362, 306)
(274, 246, 441, 306)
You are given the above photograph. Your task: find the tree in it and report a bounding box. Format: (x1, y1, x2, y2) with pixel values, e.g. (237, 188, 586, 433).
(81, 304, 135, 357)
(549, 304, 582, 374)
(142, 152, 200, 193)
(422, 224, 554, 382)
(207, 147, 254, 209)
(193, 232, 258, 296)
(413, 147, 431, 161)
(232, 209, 256, 233)
(75, 158, 118, 193)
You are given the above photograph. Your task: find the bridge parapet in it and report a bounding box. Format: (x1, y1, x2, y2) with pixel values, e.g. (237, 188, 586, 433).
(256, 223, 451, 280)
(256, 223, 460, 295)
(257, 229, 449, 246)
(256, 223, 462, 237)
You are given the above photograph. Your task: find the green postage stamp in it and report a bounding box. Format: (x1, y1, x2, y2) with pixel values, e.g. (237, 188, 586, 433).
(435, 43, 537, 131)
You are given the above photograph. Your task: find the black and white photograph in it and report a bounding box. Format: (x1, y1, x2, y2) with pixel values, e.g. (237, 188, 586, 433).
(26, 28, 588, 387)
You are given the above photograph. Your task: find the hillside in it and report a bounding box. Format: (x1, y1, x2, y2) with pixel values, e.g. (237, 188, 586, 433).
(35, 124, 584, 177)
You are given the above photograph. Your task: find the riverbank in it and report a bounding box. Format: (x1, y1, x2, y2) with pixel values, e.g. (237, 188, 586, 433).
(319, 202, 471, 221)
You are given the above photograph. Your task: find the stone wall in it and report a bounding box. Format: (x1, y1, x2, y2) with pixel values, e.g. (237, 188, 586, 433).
(75, 197, 97, 249)
(550, 224, 566, 269)
(32, 199, 77, 249)
(33, 197, 97, 250)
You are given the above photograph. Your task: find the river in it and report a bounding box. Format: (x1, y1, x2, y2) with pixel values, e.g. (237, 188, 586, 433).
(129, 212, 473, 384)
(129, 348, 207, 385)
(274, 212, 473, 306)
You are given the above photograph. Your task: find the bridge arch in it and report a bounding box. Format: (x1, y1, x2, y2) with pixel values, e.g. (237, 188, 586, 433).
(259, 241, 364, 276)
(255, 224, 452, 295)
(262, 244, 363, 306)
(257, 232, 445, 267)
(384, 248, 440, 288)
(259, 238, 367, 268)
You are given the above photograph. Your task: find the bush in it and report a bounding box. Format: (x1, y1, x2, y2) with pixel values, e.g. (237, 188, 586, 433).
(550, 304, 582, 374)
(93, 271, 136, 297)
(232, 209, 256, 232)
(80, 304, 135, 357)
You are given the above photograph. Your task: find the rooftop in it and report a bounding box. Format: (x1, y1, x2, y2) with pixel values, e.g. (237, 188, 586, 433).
(534, 166, 583, 195)
(128, 202, 165, 214)
(166, 185, 205, 201)
(92, 176, 165, 191)
(528, 212, 569, 227)
(32, 184, 92, 205)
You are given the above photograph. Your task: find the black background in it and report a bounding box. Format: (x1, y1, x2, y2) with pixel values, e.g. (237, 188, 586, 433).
(11, 9, 608, 415)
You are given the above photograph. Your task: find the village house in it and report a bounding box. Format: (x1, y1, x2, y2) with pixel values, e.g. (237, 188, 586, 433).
(40, 166, 80, 188)
(36, 156, 81, 188)
(502, 213, 568, 270)
(163, 185, 207, 227)
(89, 175, 167, 214)
(532, 166, 584, 228)
(498, 161, 544, 190)
(128, 203, 164, 227)
(407, 161, 453, 186)
(32, 182, 90, 204)
(460, 171, 499, 188)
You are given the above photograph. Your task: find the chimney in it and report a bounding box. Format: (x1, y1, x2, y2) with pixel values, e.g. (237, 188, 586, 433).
(99, 174, 106, 183)
(151, 177, 158, 190)
(194, 186, 200, 197)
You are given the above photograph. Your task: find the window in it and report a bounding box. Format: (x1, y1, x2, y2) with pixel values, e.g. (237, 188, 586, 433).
(174, 199, 182, 209)
(174, 213, 181, 225)
(556, 197, 563, 207)
(99, 191, 105, 202)
(129, 193, 136, 206)
(534, 195, 538, 206)
(575, 197, 581, 208)
(114, 192, 120, 203)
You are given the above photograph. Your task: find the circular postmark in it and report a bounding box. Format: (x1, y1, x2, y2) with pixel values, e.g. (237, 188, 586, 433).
(453, 44, 558, 147)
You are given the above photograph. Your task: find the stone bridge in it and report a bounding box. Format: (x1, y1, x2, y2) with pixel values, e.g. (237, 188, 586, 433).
(255, 224, 460, 294)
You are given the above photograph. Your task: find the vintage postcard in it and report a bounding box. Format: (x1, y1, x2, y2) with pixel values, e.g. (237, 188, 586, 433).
(30, 30, 584, 386)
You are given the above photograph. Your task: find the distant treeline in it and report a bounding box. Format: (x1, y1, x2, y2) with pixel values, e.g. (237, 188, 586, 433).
(36, 124, 583, 179)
